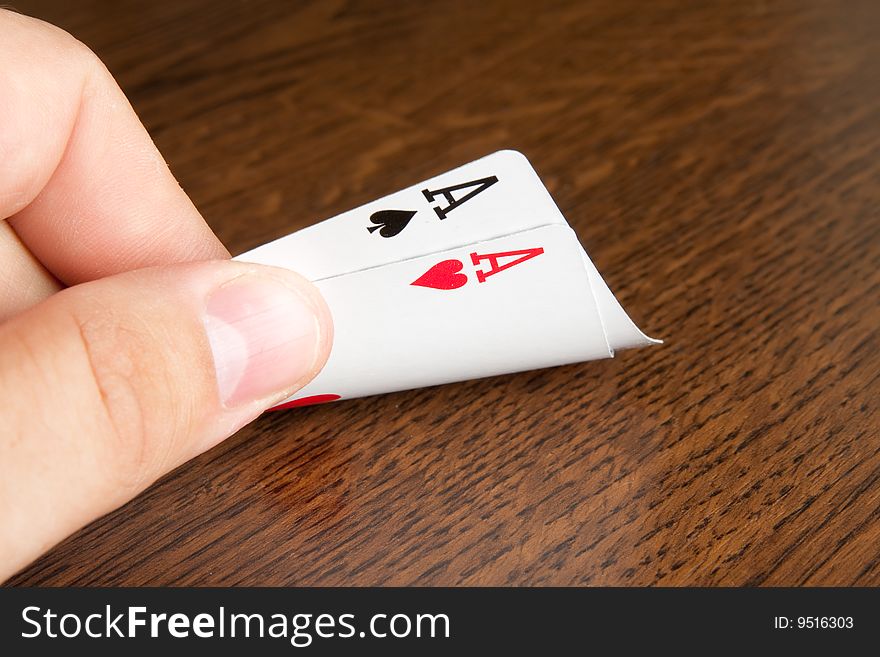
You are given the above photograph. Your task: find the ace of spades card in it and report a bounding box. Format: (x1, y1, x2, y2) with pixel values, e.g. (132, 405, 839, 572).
(235, 150, 660, 409)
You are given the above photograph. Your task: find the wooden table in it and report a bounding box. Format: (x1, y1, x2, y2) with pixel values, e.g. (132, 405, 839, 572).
(9, 0, 880, 586)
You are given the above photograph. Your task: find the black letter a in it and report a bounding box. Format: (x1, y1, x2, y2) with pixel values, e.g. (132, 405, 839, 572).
(422, 175, 499, 220)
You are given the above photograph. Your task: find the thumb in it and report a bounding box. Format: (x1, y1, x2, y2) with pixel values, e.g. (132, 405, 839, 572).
(0, 260, 332, 579)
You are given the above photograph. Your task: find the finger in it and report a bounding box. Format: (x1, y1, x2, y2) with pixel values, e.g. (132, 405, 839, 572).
(0, 10, 228, 288)
(0, 260, 333, 580)
(0, 221, 61, 322)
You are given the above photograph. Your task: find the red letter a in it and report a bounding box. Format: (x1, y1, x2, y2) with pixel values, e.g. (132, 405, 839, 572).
(470, 247, 544, 283)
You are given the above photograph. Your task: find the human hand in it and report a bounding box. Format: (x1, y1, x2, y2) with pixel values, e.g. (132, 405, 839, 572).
(0, 11, 332, 580)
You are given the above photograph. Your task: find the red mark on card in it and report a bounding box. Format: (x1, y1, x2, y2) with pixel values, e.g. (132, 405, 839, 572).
(411, 259, 468, 290)
(267, 394, 341, 411)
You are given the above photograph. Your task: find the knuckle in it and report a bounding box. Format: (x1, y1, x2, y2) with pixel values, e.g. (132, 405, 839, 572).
(0, 12, 108, 215)
(73, 37, 107, 76)
(0, 8, 96, 63)
(70, 303, 175, 494)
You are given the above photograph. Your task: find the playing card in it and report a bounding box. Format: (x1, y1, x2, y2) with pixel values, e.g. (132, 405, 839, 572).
(235, 150, 659, 408)
(238, 150, 566, 281)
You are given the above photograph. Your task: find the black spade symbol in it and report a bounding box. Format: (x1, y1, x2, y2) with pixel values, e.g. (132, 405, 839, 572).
(367, 209, 417, 238)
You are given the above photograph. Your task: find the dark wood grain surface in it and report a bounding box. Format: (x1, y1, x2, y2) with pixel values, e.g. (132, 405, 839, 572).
(7, 0, 880, 586)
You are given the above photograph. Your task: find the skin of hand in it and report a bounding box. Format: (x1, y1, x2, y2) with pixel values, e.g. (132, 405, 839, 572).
(0, 10, 333, 581)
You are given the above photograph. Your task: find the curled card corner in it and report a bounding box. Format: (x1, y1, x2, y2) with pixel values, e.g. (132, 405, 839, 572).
(580, 249, 661, 353)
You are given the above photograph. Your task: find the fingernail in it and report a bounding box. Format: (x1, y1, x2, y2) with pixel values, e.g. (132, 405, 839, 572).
(202, 275, 323, 407)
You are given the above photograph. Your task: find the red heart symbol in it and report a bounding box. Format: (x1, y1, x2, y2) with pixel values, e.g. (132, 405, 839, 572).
(267, 394, 341, 411)
(411, 259, 468, 290)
